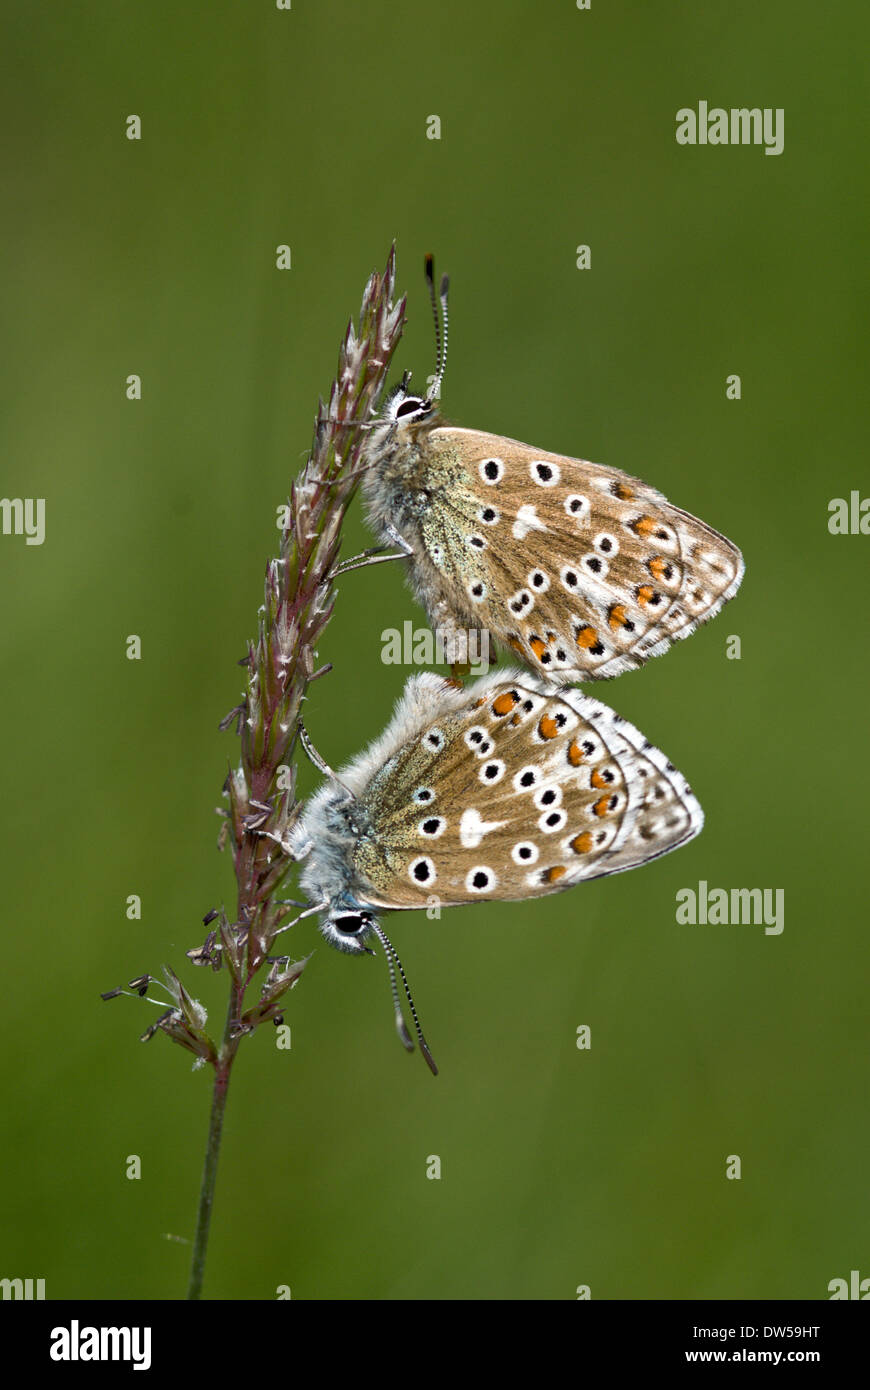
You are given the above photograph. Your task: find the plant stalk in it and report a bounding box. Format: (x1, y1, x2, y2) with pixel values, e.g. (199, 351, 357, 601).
(180, 249, 405, 1298)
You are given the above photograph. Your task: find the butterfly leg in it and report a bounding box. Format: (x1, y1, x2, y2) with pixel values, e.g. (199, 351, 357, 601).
(330, 546, 408, 578)
(296, 720, 355, 803)
(330, 524, 413, 577)
(297, 720, 338, 778)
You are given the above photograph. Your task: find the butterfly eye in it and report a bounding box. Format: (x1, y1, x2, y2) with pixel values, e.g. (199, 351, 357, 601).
(334, 912, 372, 936)
(394, 395, 429, 420)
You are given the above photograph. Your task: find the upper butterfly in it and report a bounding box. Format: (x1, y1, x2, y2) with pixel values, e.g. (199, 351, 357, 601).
(354, 257, 744, 683)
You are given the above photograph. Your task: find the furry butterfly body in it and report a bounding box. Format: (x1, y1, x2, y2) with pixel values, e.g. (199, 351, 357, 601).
(295, 669, 703, 952)
(361, 405, 744, 682)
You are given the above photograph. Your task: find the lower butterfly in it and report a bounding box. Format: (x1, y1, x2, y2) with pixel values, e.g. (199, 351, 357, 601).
(292, 669, 703, 1073)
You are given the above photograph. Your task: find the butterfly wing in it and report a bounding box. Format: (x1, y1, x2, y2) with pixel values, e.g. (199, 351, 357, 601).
(415, 426, 744, 680)
(348, 671, 702, 910)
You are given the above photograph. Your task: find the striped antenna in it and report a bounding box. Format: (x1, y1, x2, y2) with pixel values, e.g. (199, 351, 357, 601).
(424, 255, 450, 404)
(370, 920, 439, 1075)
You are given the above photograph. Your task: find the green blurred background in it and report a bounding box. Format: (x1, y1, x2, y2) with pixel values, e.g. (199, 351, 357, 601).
(2, 1, 867, 1300)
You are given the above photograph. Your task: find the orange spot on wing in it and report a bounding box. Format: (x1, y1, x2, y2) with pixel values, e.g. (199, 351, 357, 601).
(510, 713, 522, 726)
(567, 740, 584, 766)
(636, 584, 655, 607)
(590, 769, 610, 789)
(575, 626, 598, 649)
(492, 691, 519, 716)
(631, 515, 658, 537)
(529, 636, 547, 660)
(571, 832, 593, 853)
(608, 604, 628, 629)
(613, 481, 634, 499)
(593, 796, 611, 818)
(508, 636, 525, 656)
(538, 714, 559, 740)
(648, 556, 668, 581)
(544, 866, 567, 883)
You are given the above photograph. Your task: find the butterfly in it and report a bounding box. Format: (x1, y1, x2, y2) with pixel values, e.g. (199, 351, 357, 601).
(345, 258, 744, 682)
(292, 668, 703, 1073)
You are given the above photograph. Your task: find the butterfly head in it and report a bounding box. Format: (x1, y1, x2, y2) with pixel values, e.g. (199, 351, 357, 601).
(294, 787, 379, 956)
(379, 256, 449, 432)
(382, 374, 438, 428)
(294, 771, 438, 1073)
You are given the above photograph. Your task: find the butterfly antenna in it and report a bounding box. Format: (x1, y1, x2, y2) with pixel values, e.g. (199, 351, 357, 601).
(370, 920, 439, 1076)
(438, 270, 449, 392)
(425, 254, 450, 404)
(424, 254, 443, 396)
(370, 923, 414, 1055)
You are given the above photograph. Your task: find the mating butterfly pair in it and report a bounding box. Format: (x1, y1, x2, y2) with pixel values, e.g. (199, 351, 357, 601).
(293, 259, 743, 1071)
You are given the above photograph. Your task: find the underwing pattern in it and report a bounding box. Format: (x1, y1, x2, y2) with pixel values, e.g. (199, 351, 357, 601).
(295, 669, 702, 947)
(361, 405, 744, 681)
